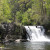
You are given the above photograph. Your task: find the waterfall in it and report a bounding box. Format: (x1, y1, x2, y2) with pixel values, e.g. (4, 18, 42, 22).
(24, 26, 50, 42)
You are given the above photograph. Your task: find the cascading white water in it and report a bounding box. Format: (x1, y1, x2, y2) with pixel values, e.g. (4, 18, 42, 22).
(24, 26, 50, 42)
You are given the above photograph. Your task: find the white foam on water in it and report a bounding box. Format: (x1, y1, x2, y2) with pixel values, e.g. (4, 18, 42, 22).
(24, 26, 50, 42)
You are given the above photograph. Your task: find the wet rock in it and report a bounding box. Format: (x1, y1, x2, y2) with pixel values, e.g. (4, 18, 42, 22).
(15, 39, 28, 43)
(0, 23, 27, 43)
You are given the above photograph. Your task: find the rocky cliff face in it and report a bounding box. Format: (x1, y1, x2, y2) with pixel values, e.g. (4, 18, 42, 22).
(0, 23, 27, 43)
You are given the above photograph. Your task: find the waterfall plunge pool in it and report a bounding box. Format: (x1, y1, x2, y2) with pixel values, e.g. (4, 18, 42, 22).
(0, 42, 50, 50)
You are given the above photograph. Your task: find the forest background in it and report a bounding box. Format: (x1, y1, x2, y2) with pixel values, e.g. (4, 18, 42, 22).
(0, 0, 50, 27)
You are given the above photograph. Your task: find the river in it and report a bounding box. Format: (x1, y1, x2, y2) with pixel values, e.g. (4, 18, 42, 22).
(0, 26, 50, 50)
(0, 42, 50, 50)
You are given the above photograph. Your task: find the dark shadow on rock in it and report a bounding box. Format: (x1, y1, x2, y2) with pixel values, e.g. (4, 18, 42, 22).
(0, 23, 28, 43)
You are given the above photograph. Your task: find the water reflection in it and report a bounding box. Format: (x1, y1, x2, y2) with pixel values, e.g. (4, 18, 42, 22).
(0, 42, 50, 50)
(24, 42, 45, 50)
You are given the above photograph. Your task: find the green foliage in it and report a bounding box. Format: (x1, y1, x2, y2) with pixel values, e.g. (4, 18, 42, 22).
(0, 0, 50, 26)
(16, 11, 22, 23)
(0, 0, 12, 23)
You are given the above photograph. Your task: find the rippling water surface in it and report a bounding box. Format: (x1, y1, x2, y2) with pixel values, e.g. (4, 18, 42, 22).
(0, 42, 50, 50)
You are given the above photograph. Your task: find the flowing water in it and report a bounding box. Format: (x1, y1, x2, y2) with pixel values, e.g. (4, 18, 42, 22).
(0, 42, 50, 50)
(24, 26, 50, 42)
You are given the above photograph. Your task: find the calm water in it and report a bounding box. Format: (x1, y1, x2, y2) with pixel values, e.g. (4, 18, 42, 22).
(0, 42, 50, 50)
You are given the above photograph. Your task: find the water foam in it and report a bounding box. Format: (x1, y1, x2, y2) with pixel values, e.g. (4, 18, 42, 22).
(24, 26, 50, 42)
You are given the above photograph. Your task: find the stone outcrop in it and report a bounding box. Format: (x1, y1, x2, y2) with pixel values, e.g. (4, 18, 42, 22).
(0, 23, 27, 43)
